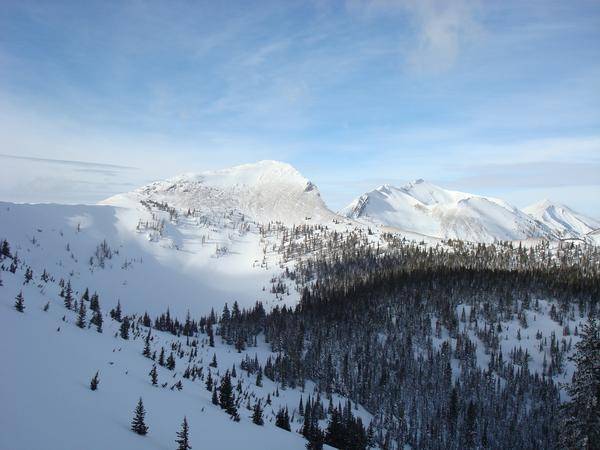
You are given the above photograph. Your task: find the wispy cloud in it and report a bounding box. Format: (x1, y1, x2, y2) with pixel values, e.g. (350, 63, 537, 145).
(346, 0, 482, 72)
(0, 153, 138, 171)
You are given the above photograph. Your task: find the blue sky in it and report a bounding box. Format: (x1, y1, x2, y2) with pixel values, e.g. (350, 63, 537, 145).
(0, 0, 599, 215)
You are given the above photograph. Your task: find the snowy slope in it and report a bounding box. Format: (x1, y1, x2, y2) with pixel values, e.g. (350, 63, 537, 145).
(0, 201, 294, 318)
(1, 257, 367, 450)
(0, 161, 369, 319)
(104, 160, 337, 226)
(524, 199, 600, 240)
(341, 180, 553, 243)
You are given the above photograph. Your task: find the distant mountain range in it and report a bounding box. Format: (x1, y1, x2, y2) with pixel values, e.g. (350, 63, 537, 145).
(523, 199, 600, 240)
(341, 178, 599, 243)
(100, 160, 600, 244)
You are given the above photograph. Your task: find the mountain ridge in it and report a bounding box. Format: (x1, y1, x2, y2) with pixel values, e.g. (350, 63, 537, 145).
(103, 160, 337, 226)
(524, 198, 600, 240)
(100, 161, 597, 244)
(341, 179, 552, 243)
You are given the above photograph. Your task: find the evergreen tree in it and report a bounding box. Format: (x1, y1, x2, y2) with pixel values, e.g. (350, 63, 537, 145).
(91, 307, 103, 333)
(324, 409, 345, 449)
(561, 318, 600, 449)
(212, 387, 219, 405)
(90, 371, 100, 391)
(143, 330, 152, 357)
(110, 300, 122, 322)
(90, 292, 99, 312)
(207, 323, 215, 347)
(131, 398, 149, 435)
(205, 371, 213, 391)
(166, 352, 176, 370)
(366, 422, 375, 448)
(14, 291, 24, 312)
(275, 407, 291, 431)
(76, 299, 86, 328)
(159, 347, 165, 366)
(235, 334, 245, 353)
(64, 281, 73, 309)
(1, 239, 10, 258)
(120, 316, 130, 339)
(252, 400, 264, 425)
(175, 416, 191, 450)
(149, 364, 158, 386)
(219, 370, 237, 417)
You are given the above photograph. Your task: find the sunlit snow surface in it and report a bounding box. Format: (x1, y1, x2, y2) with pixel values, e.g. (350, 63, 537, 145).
(343, 179, 600, 244)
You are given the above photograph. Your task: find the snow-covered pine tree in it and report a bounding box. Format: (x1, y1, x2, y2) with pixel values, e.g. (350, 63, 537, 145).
(219, 370, 237, 418)
(14, 291, 25, 312)
(23, 267, 33, 284)
(89, 292, 99, 312)
(166, 352, 176, 370)
(63, 281, 73, 309)
(142, 329, 152, 358)
(207, 323, 214, 347)
(131, 398, 149, 435)
(91, 307, 103, 333)
(119, 316, 130, 339)
(205, 371, 213, 391)
(76, 300, 86, 328)
(110, 300, 122, 322)
(275, 406, 291, 431)
(149, 364, 158, 386)
(1, 239, 10, 258)
(175, 416, 191, 450)
(252, 400, 264, 425)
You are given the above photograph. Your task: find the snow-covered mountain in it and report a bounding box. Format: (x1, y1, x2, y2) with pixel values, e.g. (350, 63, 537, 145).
(341, 180, 552, 243)
(0, 161, 365, 319)
(1, 160, 596, 450)
(104, 160, 336, 226)
(524, 199, 600, 240)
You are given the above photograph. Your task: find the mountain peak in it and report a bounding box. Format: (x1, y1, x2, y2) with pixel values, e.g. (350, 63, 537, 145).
(105, 160, 335, 225)
(170, 160, 308, 188)
(524, 199, 600, 239)
(526, 198, 556, 211)
(341, 180, 550, 242)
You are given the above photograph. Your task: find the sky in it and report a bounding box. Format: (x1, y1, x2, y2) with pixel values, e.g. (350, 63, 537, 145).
(0, 0, 599, 216)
